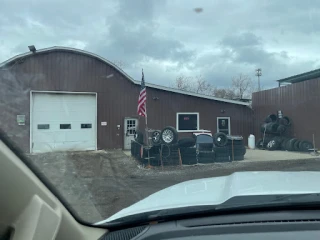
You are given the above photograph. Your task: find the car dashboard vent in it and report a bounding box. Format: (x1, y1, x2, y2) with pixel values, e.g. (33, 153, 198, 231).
(100, 225, 148, 240)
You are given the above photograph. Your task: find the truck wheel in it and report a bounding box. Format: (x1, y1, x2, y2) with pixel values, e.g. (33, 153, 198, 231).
(266, 138, 280, 151)
(160, 126, 178, 145)
(151, 130, 161, 146)
(213, 132, 228, 147)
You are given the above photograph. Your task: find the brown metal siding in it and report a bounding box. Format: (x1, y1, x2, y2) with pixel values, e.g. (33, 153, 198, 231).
(145, 87, 253, 141)
(252, 78, 320, 145)
(0, 50, 253, 152)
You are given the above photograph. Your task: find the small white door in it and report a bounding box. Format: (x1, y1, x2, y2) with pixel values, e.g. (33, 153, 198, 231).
(124, 118, 138, 150)
(217, 117, 231, 135)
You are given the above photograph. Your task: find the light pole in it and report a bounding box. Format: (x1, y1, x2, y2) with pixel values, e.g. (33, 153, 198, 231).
(255, 68, 262, 91)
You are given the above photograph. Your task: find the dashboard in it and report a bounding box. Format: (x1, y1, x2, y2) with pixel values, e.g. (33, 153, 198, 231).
(100, 210, 320, 240)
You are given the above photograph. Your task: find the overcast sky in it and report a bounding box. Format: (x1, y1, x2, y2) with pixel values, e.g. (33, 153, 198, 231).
(1, 0, 320, 89)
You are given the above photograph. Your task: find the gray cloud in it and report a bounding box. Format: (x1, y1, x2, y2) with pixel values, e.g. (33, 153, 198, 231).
(221, 32, 262, 48)
(1, 0, 320, 90)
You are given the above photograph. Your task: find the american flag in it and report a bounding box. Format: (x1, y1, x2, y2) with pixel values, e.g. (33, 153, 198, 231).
(137, 69, 147, 117)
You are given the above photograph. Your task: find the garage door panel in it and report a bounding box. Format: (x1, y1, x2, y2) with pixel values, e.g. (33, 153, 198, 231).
(33, 113, 95, 123)
(54, 142, 95, 152)
(32, 93, 97, 153)
(33, 132, 56, 142)
(64, 131, 93, 142)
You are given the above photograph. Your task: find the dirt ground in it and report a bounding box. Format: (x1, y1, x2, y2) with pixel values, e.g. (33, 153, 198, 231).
(28, 150, 320, 224)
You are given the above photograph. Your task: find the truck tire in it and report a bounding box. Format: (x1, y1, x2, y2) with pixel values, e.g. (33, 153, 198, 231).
(266, 138, 281, 151)
(256, 138, 272, 149)
(265, 114, 277, 123)
(213, 146, 229, 154)
(256, 139, 264, 149)
(294, 140, 301, 151)
(229, 150, 246, 159)
(281, 138, 290, 150)
(279, 116, 291, 126)
(160, 126, 178, 145)
(151, 130, 161, 146)
(198, 151, 215, 164)
(277, 125, 286, 134)
(227, 139, 244, 146)
(286, 138, 297, 151)
(267, 122, 279, 133)
(215, 156, 231, 163)
(233, 155, 244, 161)
(178, 137, 196, 148)
(273, 136, 285, 144)
(213, 132, 228, 147)
(261, 122, 279, 134)
(299, 141, 313, 152)
(134, 131, 144, 144)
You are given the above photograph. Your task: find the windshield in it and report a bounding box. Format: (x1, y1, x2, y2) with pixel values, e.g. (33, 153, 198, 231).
(1, 0, 320, 227)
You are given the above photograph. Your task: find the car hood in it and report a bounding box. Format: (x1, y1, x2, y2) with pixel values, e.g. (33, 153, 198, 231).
(95, 171, 320, 225)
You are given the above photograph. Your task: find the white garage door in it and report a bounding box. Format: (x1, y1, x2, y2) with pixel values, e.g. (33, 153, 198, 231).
(31, 92, 97, 153)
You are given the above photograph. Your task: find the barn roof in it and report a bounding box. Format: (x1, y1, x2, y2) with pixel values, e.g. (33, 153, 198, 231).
(0, 46, 249, 106)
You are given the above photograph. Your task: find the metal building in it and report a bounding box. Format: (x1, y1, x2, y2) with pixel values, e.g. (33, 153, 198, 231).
(0, 47, 253, 153)
(253, 75, 320, 145)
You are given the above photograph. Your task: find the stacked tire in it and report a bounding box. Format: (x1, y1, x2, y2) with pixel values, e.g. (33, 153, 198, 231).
(256, 136, 313, 151)
(159, 144, 180, 166)
(257, 114, 313, 152)
(213, 133, 246, 162)
(180, 147, 197, 165)
(195, 134, 215, 164)
(280, 137, 313, 152)
(227, 136, 246, 161)
(197, 151, 215, 164)
(260, 114, 290, 135)
(158, 127, 197, 165)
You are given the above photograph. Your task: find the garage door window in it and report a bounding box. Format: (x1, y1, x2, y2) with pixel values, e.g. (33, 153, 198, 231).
(176, 112, 199, 132)
(60, 124, 71, 129)
(81, 123, 92, 129)
(38, 124, 49, 130)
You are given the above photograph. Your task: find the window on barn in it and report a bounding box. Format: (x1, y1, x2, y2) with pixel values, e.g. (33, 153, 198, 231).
(176, 113, 199, 132)
(60, 124, 71, 129)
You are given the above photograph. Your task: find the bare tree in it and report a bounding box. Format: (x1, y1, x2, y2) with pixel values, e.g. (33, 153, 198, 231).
(173, 75, 213, 95)
(212, 87, 236, 99)
(172, 73, 254, 100)
(174, 75, 192, 91)
(231, 74, 253, 99)
(194, 75, 212, 94)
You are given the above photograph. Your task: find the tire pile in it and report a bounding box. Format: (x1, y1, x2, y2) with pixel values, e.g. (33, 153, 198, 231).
(131, 126, 246, 166)
(179, 132, 246, 164)
(132, 126, 187, 166)
(214, 133, 246, 162)
(256, 114, 313, 152)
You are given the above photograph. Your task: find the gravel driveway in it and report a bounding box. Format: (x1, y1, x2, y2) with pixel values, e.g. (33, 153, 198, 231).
(28, 150, 320, 223)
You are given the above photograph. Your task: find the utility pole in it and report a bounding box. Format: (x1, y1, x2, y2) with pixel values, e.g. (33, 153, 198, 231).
(255, 68, 262, 91)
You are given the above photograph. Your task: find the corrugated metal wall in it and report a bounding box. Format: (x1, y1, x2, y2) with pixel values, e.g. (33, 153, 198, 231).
(0, 50, 253, 152)
(252, 78, 320, 145)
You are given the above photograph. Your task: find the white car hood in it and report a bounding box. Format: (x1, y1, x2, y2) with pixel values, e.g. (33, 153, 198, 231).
(95, 171, 320, 225)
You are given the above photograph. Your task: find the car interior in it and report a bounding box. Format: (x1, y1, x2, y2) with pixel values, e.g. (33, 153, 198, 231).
(0, 133, 106, 239)
(2, 131, 320, 240)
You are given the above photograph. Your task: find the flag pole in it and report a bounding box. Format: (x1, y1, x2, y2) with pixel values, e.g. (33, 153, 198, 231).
(143, 69, 151, 168)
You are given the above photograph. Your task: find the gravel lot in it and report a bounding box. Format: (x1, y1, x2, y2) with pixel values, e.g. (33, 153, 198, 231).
(28, 150, 320, 223)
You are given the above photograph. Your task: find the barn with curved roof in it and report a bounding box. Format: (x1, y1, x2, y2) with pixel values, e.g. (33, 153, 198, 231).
(0, 46, 252, 153)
